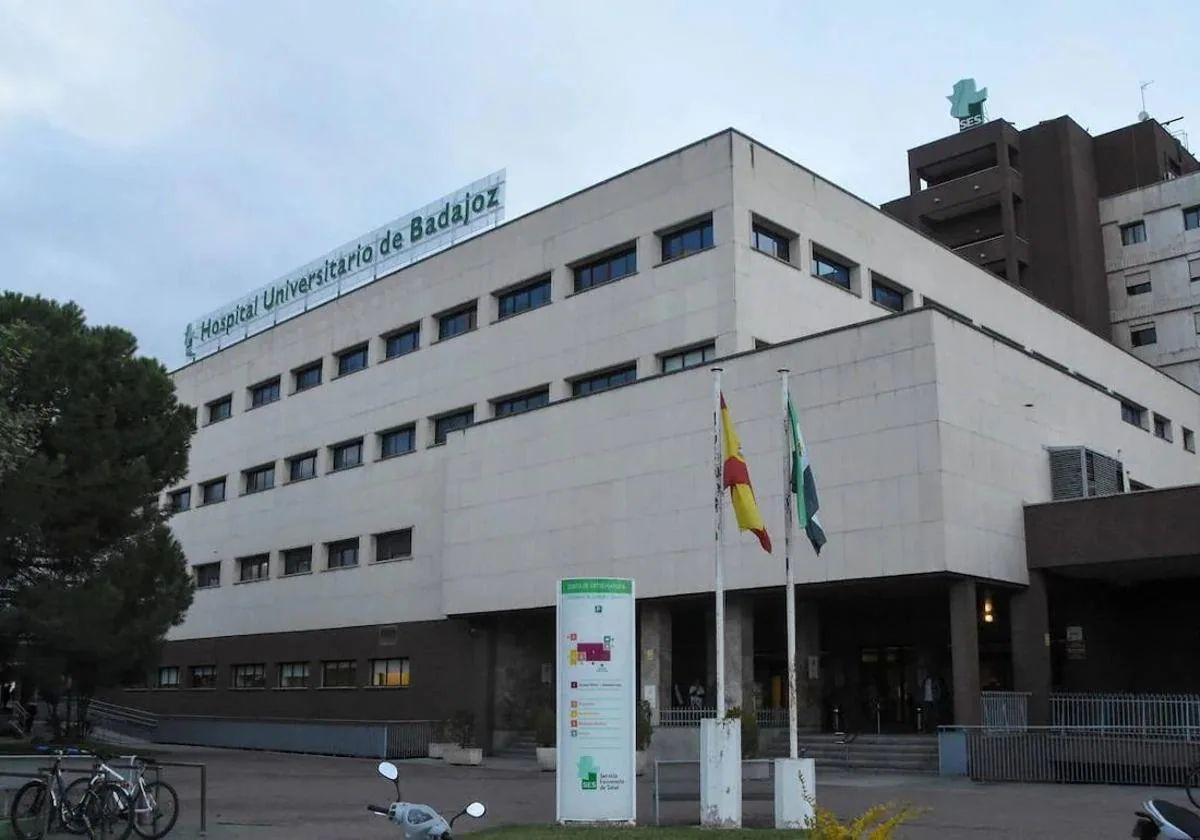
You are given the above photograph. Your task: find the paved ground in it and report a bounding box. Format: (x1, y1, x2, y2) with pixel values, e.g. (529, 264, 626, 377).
(147, 745, 1182, 838)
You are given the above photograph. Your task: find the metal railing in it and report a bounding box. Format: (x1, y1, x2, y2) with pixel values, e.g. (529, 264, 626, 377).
(981, 691, 1030, 730)
(385, 720, 434, 758)
(1051, 693, 1200, 734)
(657, 708, 790, 728)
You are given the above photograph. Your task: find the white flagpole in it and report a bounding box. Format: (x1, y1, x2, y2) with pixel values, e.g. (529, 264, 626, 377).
(780, 369, 799, 760)
(712, 367, 726, 719)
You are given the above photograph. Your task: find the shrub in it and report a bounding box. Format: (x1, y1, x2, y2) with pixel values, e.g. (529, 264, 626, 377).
(808, 802, 924, 839)
(533, 707, 556, 748)
(724, 705, 759, 758)
(449, 709, 476, 748)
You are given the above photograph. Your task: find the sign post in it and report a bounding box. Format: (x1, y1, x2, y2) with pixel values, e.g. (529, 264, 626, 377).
(556, 578, 636, 825)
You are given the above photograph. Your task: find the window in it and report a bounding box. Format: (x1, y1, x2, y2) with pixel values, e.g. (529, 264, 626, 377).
(278, 662, 310, 688)
(751, 222, 791, 262)
(1190, 258, 1200, 282)
(327, 538, 359, 569)
(206, 395, 232, 424)
(1195, 312, 1200, 335)
(231, 664, 266, 689)
(384, 324, 420, 359)
(437, 303, 477, 340)
(497, 276, 551, 319)
(1153, 414, 1172, 441)
(371, 657, 411, 688)
(1130, 324, 1157, 347)
(572, 364, 637, 396)
(331, 439, 363, 470)
(573, 245, 637, 292)
(238, 554, 269, 582)
(322, 659, 357, 688)
(190, 665, 216, 689)
(1184, 427, 1196, 453)
(433, 408, 474, 444)
(1184, 205, 1199, 231)
(194, 562, 221, 588)
(493, 387, 550, 417)
(660, 217, 714, 262)
(1125, 272, 1152, 296)
(871, 274, 907, 312)
(288, 451, 318, 482)
(293, 361, 322, 392)
(157, 666, 180, 689)
(660, 343, 715, 373)
(249, 377, 281, 408)
(1120, 221, 1147, 246)
(812, 248, 852, 289)
(336, 343, 369, 376)
(243, 463, 275, 494)
(379, 425, 416, 459)
(200, 477, 226, 505)
(282, 546, 313, 576)
(167, 487, 190, 513)
(375, 528, 413, 563)
(1120, 400, 1146, 428)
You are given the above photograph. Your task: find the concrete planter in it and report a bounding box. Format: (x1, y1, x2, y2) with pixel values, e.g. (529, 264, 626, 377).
(445, 746, 483, 766)
(536, 747, 556, 772)
(636, 750, 649, 776)
(428, 741, 456, 759)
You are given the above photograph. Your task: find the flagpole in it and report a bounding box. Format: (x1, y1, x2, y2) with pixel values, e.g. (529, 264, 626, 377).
(712, 367, 726, 719)
(780, 369, 799, 760)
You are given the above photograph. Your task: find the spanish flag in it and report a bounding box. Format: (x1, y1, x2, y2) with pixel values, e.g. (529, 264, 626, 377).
(720, 393, 772, 552)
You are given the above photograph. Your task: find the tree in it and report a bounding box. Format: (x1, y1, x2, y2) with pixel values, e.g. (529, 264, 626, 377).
(0, 293, 196, 729)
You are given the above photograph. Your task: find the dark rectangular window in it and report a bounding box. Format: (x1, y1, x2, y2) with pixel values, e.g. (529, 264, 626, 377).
(293, 361, 322, 392)
(493, 388, 550, 417)
(1183, 205, 1199, 231)
(288, 451, 318, 482)
(278, 662, 310, 688)
(1120, 221, 1147, 246)
(238, 554, 269, 582)
(574, 245, 637, 292)
(661, 217, 714, 262)
(249, 377, 281, 408)
(331, 439, 363, 470)
(1190, 258, 1200, 282)
(194, 562, 221, 589)
(371, 657, 410, 688)
(1126, 272, 1152, 296)
(751, 223, 790, 262)
(384, 325, 420, 359)
(1184, 428, 1196, 454)
(282, 546, 313, 575)
(572, 364, 637, 396)
(1121, 401, 1146, 428)
(168, 487, 190, 513)
(1153, 414, 1172, 441)
(336, 344, 369, 376)
(433, 408, 474, 444)
(206, 395, 232, 424)
(438, 303, 477, 340)
(157, 667, 180, 688)
(243, 463, 275, 494)
(1130, 324, 1157, 347)
(200, 477, 226, 505)
(379, 425, 416, 459)
(232, 664, 266, 689)
(660, 343, 715, 373)
(498, 276, 551, 319)
(327, 538, 359, 569)
(322, 659, 357, 688)
(812, 249, 852, 289)
(871, 275, 906, 312)
(375, 528, 413, 562)
(189, 665, 216, 689)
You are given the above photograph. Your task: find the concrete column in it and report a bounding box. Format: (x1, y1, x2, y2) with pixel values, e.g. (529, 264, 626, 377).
(948, 579, 982, 726)
(794, 599, 821, 728)
(639, 602, 673, 723)
(1010, 570, 1052, 725)
(740, 598, 755, 712)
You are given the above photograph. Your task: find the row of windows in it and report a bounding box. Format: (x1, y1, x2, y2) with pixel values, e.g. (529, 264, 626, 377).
(1127, 308, 1200, 352)
(1119, 401, 1196, 453)
(1119, 205, 1200, 247)
(149, 658, 410, 690)
(1123, 258, 1200, 297)
(169, 340, 718, 513)
(191, 528, 413, 588)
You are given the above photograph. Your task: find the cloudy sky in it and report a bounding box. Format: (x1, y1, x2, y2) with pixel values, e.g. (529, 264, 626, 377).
(2, 1, 1196, 368)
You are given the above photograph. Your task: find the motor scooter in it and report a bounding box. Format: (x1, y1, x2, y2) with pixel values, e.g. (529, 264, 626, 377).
(1132, 798, 1200, 839)
(366, 760, 487, 839)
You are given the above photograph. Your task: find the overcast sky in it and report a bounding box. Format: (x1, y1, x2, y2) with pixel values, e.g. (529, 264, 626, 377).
(2, 1, 1196, 367)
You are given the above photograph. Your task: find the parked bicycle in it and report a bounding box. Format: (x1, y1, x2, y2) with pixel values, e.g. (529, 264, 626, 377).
(8, 748, 134, 840)
(1188, 760, 1199, 810)
(64, 753, 179, 839)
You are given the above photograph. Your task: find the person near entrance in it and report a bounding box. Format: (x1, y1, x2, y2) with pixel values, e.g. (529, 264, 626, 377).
(688, 677, 706, 709)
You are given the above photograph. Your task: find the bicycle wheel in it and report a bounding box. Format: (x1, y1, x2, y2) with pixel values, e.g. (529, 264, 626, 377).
(79, 782, 135, 840)
(1187, 764, 1200, 810)
(62, 777, 97, 835)
(131, 780, 179, 839)
(9, 779, 50, 840)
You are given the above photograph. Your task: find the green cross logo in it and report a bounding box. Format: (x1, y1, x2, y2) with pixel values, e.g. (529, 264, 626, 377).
(947, 78, 987, 120)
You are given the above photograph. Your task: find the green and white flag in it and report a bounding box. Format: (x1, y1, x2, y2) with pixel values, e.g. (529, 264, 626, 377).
(787, 398, 826, 554)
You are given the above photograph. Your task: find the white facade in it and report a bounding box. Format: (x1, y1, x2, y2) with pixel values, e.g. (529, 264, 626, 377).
(1102, 170, 1200, 391)
(167, 130, 1200, 642)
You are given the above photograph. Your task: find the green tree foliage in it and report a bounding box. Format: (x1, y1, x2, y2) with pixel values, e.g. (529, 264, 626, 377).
(0, 293, 196, 719)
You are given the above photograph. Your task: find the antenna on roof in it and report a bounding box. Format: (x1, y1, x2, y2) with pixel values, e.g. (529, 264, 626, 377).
(1138, 80, 1154, 122)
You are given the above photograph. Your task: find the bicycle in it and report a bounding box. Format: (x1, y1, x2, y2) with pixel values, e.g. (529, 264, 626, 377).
(1187, 760, 1199, 810)
(64, 754, 179, 839)
(8, 749, 134, 840)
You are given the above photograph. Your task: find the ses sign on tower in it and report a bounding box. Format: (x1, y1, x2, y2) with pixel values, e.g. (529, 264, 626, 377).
(183, 171, 507, 360)
(948, 78, 988, 131)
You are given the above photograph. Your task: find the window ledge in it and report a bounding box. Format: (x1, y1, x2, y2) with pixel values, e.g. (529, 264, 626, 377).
(427, 441, 447, 449)
(230, 686, 267, 691)
(372, 556, 413, 566)
(152, 687, 181, 691)
(240, 487, 275, 497)
(195, 585, 221, 591)
(750, 247, 800, 270)
(491, 299, 552, 325)
(811, 273, 860, 297)
(286, 474, 318, 485)
(186, 686, 217, 691)
(379, 348, 420, 365)
(333, 367, 368, 381)
(322, 563, 359, 573)
(328, 463, 364, 475)
(377, 449, 416, 463)
(280, 569, 314, 578)
(290, 384, 322, 396)
(654, 243, 716, 269)
(565, 272, 638, 299)
(869, 300, 905, 315)
(198, 499, 226, 508)
(234, 577, 269, 586)
(245, 399, 280, 412)
(204, 416, 232, 427)
(365, 685, 411, 690)
(316, 686, 361, 691)
(432, 326, 479, 345)
(272, 686, 312, 691)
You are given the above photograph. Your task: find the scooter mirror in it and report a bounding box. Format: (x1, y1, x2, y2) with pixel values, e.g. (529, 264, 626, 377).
(377, 761, 399, 781)
(465, 802, 486, 819)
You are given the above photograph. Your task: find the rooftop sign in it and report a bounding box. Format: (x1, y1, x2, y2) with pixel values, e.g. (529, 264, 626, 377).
(948, 78, 988, 131)
(184, 170, 507, 360)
